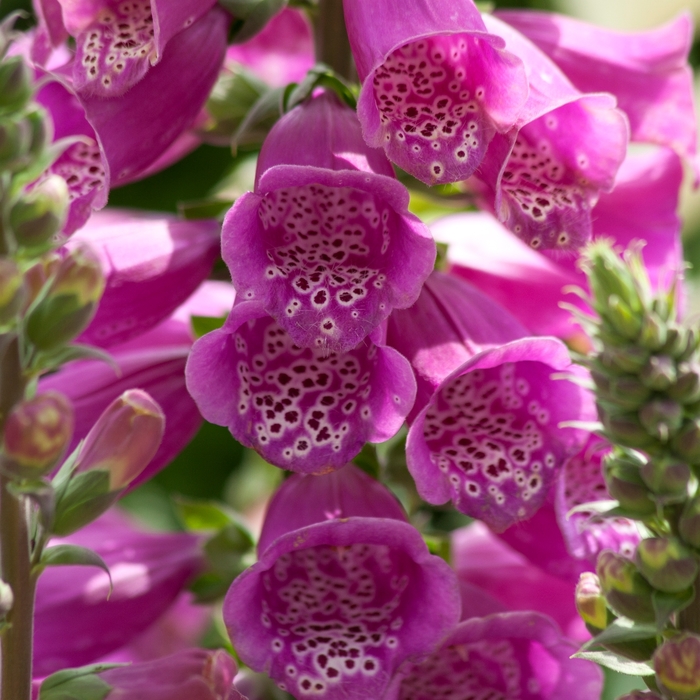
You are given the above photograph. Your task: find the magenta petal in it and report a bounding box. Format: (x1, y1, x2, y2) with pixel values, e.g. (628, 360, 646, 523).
(406, 338, 594, 532)
(224, 514, 460, 699)
(225, 8, 314, 88)
(185, 302, 416, 474)
(344, 0, 528, 184)
(258, 465, 408, 552)
(387, 611, 602, 700)
(72, 210, 220, 347)
(79, 6, 228, 187)
(496, 10, 698, 173)
(34, 509, 203, 676)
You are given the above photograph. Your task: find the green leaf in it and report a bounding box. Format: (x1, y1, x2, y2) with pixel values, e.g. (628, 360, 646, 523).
(191, 314, 228, 339)
(39, 663, 123, 700)
(285, 65, 357, 112)
(204, 522, 255, 573)
(232, 85, 286, 153)
(178, 199, 232, 220)
(572, 649, 655, 676)
(31, 344, 118, 375)
(38, 545, 111, 593)
(652, 587, 694, 628)
(583, 619, 658, 648)
(175, 496, 243, 532)
(226, 0, 287, 43)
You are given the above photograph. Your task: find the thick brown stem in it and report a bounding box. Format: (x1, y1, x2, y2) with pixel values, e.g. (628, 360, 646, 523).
(313, 0, 356, 81)
(1, 473, 35, 700)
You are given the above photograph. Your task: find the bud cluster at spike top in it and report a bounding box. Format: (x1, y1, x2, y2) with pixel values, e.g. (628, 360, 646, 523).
(0, 1, 698, 700)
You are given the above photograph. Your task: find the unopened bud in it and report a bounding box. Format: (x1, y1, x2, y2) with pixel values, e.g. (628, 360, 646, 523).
(3, 391, 74, 477)
(639, 399, 683, 441)
(601, 345, 650, 374)
(606, 295, 643, 340)
(635, 538, 698, 593)
(25, 245, 104, 350)
(672, 419, 700, 464)
(597, 550, 655, 623)
(0, 57, 31, 114)
(640, 459, 690, 500)
(603, 410, 657, 449)
(640, 313, 668, 352)
(575, 572, 609, 631)
(75, 389, 165, 490)
(641, 355, 677, 391)
(675, 328, 700, 363)
(679, 496, 700, 549)
(10, 176, 68, 250)
(604, 451, 656, 516)
(608, 376, 652, 411)
(587, 245, 642, 317)
(0, 258, 25, 325)
(669, 364, 700, 404)
(655, 633, 700, 700)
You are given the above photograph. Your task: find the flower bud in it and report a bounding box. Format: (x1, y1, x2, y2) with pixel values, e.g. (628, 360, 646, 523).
(2, 392, 74, 477)
(0, 57, 32, 115)
(635, 538, 698, 593)
(600, 345, 650, 374)
(10, 176, 68, 251)
(606, 295, 643, 340)
(587, 246, 642, 318)
(603, 411, 657, 449)
(639, 399, 684, 442)
(74, 389, 165, 490)
(670, 364, 700, 405)
(0, 258, 25, 325)
(597, 550, 655, 623)
(25, 245, 105, 350)
(641, 355, 677, 391)
(604, 451, 656, 516)
(640, 313, 668, 352)
(655, 633, 700, 700)
(640, 458, 690, 500)
(0, 119, 25, 168)
(672, 419, 700, 464)
(606, 376, 652, 411)
(680, 496, 700, 550)
(575, 572, 609, 631)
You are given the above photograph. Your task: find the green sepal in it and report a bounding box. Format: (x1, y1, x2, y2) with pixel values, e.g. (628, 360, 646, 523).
(584, 618, 658, 647)
(191, 314, 228, 339)
(223, 0, 288, 44)
(285, 64, 357, 112)
(52, 470, 119, 536)
(39, 663, 122, 700)
(652, 587, 695, 628)
(232, 85, 286, 153)
(29, 343, 116, 375)
(6, 478, 54, 530)
(37, 544, 111, 590)
(571, 649, 655, 676)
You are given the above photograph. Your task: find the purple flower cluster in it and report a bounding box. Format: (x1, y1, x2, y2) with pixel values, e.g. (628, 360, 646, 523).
(15, 0, 696, 699)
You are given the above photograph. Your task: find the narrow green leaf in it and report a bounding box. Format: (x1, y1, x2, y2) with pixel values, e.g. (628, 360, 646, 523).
(40, 544, 110, 576)
(572, 649, 655, 676)
(39, 663, 124, 700)
(582, 619, 658, 649)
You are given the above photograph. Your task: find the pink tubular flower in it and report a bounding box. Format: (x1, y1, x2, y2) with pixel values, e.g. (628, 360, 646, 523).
(40, 281, 235, 487)
(225, 7, 314, 88)
(384, 611, 601, 700)
(34, 510, 204, 676)
(222, 90, 435, 354)
(343, 0, 528, 185)
(470, 13, 628, 252)
(70, 209, 220, 348)
(388, 272, 594, 532)
(185, 301, 415, 474)
(439, 147, 683, 341)
(495, 10, 698, 175)
(224, 465, 461, 700)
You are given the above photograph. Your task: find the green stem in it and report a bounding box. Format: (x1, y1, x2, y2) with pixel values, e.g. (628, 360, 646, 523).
(1, 473, 35, 700)
(313, 0, 355, 81)
(679, 572, 700, 634)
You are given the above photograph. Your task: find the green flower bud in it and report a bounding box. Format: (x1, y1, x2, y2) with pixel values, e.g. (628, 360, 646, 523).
(0, 119, 25, 168)
(597, 550, 656, 623)
(604, 451, 656, 516)
(680, 496, 700, 549)
(25, 245, 105, 350)
(608, 376, 652, 411)
(635, 538, 698, 593)
(640, 458, 690, 500)
(642, 355, 677, 391)
(10, 176, 68, 251)
(575, 572, 609, 631)
(655, 633, 700, 700)
(672, 419, 700, 464)
(669, 364, 700, 405)
(639, 399, 684, 442)
(0, 258, 25, 325)
(586, 244, 642, 316)
(603, 411, 658, 449)
(640, 313, 668, 352)
(2, 391, 74, 477)
(0, 57, 32, 115)
(674, 328, 700, 363)
(601, 345, 650, 374)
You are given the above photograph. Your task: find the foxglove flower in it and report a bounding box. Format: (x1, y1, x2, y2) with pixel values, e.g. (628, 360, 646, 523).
(186, 300, 415, 474)
(438, 147, 683, 340)
(343, 0, 529, 185)
(384, 612, 602, 700)
(71, 209, 220, 347)
(225, 7, 313, 88)
(34, 509, 204, 676)
(41, 281, 235, 487)
(388, 272, 594, 531)
(452, 522, 585, 640)
(495, 10, 698, 174)
(471, 14, 628, 251)
(224, 465, 461, 699)
(222, 91, 435, 353)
